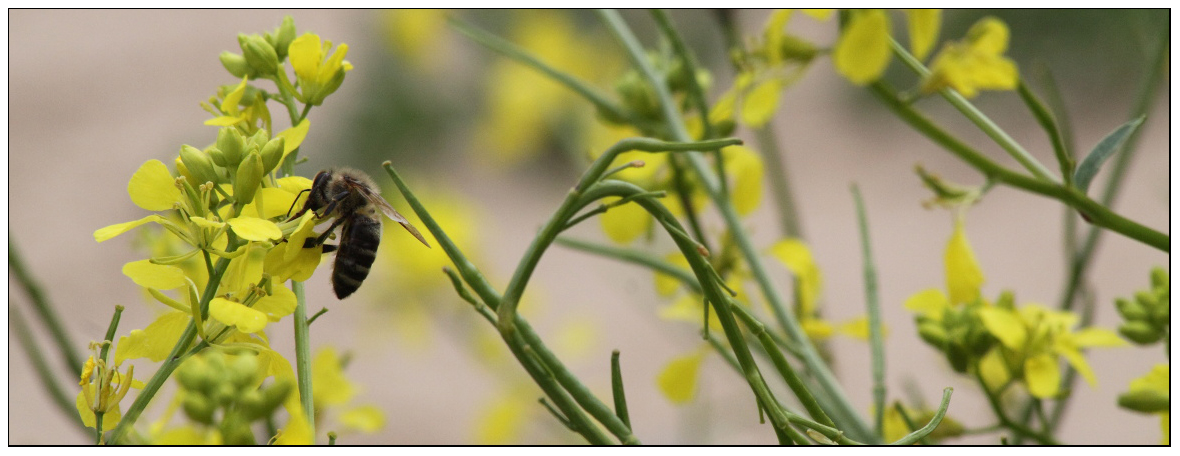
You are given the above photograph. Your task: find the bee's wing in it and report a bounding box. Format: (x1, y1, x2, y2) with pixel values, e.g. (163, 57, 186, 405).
(359, 187, 431, 248)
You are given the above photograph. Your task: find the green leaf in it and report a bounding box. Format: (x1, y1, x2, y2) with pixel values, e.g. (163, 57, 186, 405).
(1073, 116, 1144, 194)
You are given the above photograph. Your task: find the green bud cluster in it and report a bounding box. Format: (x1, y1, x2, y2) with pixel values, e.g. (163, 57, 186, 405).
(221, 16, 296, 79)
(186, 127, 284, 210)
(1114, 267, 1169, 345)
(176, 351, 292, 445)
(607, 53, 723, 136)
(914, 300, 1000, 374)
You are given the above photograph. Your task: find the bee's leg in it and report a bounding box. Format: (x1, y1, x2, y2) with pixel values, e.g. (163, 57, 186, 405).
(303, 217, 348, 248)
(317, 191, 352, 219)
(320, 244, 338, 253)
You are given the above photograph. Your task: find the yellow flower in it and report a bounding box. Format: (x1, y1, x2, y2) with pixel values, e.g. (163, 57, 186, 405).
(978, 304, 1126, 398)
(289, 33, 353, 106)
(657, 346, 708, 404)
(945, 213, 984, 305)
(1117, 364, 1169, 444)
(905, 9, 942, 61)
(383, 9, 449, 73)
(833, 9, 892, 85)
(921, 16, 1018, 98)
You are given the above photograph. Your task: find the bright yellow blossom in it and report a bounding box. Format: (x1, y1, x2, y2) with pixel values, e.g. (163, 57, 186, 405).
(922, 16, 1019, 98)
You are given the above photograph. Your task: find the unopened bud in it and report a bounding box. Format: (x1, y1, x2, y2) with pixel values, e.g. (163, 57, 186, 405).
(216, 128, 245, 167)
(1118, 388, 1169, 413)
(179, 145, 220, 185)
(234, 152, 264, 206)
(1118, 321, 1161, 345)
(259, 137, 285, 174)
(219, 51, 257, 79)
(238, 33, 279, 76)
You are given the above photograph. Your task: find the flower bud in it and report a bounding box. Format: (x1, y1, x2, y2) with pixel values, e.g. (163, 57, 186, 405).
(1118, 320, 1161, 345)
(219, 51, 257, 79)
(946, 341, 970, 373)
(268, 16, 297, 60)
(1117, 388, 1169, 413)
(208, 147, 227, 167)
(259, 137, 285, 174)
(217, 128, 246, 168)
(182, 394, 217, 425)
(238, 33, 280, 77)
(234, 152, 265, 206)
(1150, 267, 1168, 291)
(917, 320, 948, 347)
(179, 145, 220, 185)
(1115, 297, 1148, 321)
(241, 380, 292, 421)
(614, 71, 660, 119)
(777, 34, 820, 63)
(177, 356, 214, 394)
(248, 129, 270, 151)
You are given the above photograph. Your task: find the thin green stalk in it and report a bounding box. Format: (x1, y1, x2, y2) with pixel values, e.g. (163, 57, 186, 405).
(888, 388, 953, 445)
(610, 350, 631, 430)
(893, 402, 932, 445)
(107, 255, 231, 444)
(10, 306, 84, 432)
(868, 81, 1167, 251)
(98, 306, 125, 363)
(851, 185, 886, 438)
(448, 16, 639, 128)
(889, 38, 1058, 182)
(650, 9, 729, 196)
(383, 162, 634, 445)
(497, 137, 739, 335)
(1017, 82, 1074, 186)
(586, 179, 813, 442)
(754, 126, 803, 238)
(974, 370, 1058, 445)
(291, 280, 315, 442)
(9, 236, 85, 374)
(598, 9, 876, 442)
(731, 305, 835, 429)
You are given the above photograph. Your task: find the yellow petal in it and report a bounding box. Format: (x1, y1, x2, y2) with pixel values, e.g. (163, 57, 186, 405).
(222, 242, 267, 293)
(904, 288, 949, 320)
(253, 284, 297, 321)
(768, 238, 822, 314)
(128, 159, 182, 211)
(241, 187, 300, 220)
(95, 215, 165, 242)
(966, 16, 1010, 55)
(905, 9, 941, 61)
(724, 145, 765, 215)
(600, 196, 651, 244)
(208, 297, 268, 333)
(227, 217, 282, 242)
(273, 407, 313, 445)
(276, 118, 311, 164)
(115, 311, 190, 363)
(658, 349, 706, 404)
(339, 405, 385, 433)
(1024, 353, 1060, 398)
(837, 315, 886, 340)
(833, 9, 892, 85)
(801, 317, 834, 340)
(474, 393, 528, 444)
(1070, 327, 1127, 348)
(122, 259, 186, 290)
(76, 387, 123, 431)
(740, 78, 784, 128)
(203, 116, 244, 127)
(312, 348, 356, 406)
(978, 307, 1026, 350)
(1056, 342, 1098, 387)
(945, 215, 984, 305)
(288, 33, 324, 82)
(978, 347, 1010, 392)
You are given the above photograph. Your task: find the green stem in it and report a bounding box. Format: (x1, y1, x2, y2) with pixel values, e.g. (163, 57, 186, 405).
(107, 256, 231, 444)
(9, 306, 84, 433)
(610, 350, 631, 430)
(974, 370, 1058, 445)
(754, 126, 803, 238)
(650, 9, 729, 196)
(889, 38, 1057, 182)
(291, 280, 315, 443)
(448, 16, 640, 129)
(99, 306, 125, 364)
(598, 9, 877, 443)
(888, 388, 953, 445)
(851, 185, 886, 438)
(9, 236, 85, 374)
(383, 163, 633, 445)
(868, 82, 1167, 252)
(1017, 82, 1074, 186)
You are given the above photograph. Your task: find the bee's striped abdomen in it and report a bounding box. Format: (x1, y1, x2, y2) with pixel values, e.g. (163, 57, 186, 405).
(331, 215, 382, 299)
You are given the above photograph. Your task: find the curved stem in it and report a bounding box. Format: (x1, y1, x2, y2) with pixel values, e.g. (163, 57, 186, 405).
(598, 9, 877, 442)
(9, 236, 85, 374)
(889, 38, 1058, 182)
(291, 280, 315, 442)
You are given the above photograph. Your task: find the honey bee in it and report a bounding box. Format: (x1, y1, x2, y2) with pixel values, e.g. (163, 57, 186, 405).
(289, 168, 430, 299)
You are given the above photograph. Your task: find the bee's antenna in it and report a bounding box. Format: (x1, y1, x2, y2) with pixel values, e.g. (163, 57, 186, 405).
(287, 188, 312, 219)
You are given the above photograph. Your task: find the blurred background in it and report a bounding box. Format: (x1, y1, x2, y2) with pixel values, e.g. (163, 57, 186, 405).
(8, 9, 1169, 444)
